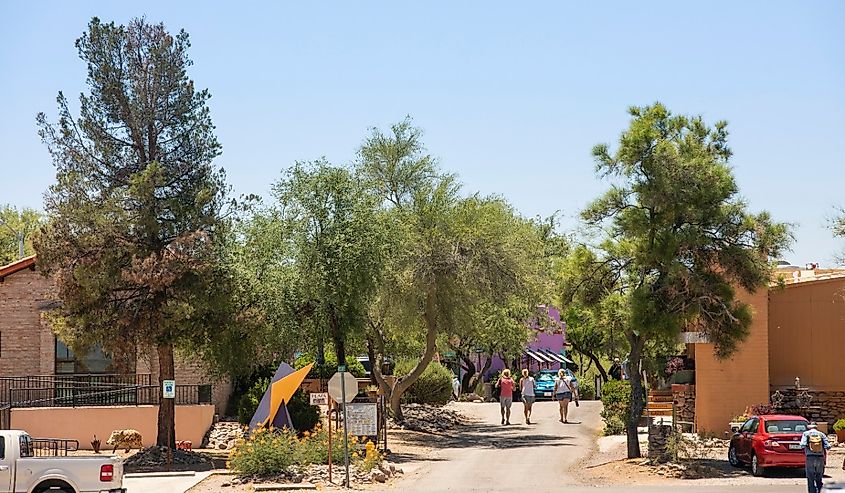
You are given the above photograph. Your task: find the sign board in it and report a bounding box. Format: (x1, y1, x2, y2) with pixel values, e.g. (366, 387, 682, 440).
(309, 392, 329, 406)
(327, 371, 358, 403)
(162, 380, 176, 399)
(346, 402, 378, 436)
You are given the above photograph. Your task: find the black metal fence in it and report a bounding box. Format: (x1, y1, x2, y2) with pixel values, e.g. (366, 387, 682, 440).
(6, 384, 212, 409)
(0, 374, 211, 411)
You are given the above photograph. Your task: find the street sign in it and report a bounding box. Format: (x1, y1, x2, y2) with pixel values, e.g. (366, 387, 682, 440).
(309, 392, 329, 406)
(162, 380, 176, 399)
(346, 402, 378, 436)
(328, 371, 358, 403)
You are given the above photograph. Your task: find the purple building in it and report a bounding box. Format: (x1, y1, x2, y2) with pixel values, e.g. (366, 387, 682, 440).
(487, 305, 571, 378)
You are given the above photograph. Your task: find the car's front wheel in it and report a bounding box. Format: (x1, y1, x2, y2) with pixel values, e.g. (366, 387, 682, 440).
(728, 445, 742, 467)
(750, 452, 765, 477)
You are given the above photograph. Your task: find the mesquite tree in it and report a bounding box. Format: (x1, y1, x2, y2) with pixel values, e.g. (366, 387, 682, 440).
(568, 103, 790, 458)
(36, 17, 232, 448)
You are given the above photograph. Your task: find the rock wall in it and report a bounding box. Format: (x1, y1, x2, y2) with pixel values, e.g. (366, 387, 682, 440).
(773, 388, 845, 427)
(672, 384, 695, 424)
(648, 423, 672, 462)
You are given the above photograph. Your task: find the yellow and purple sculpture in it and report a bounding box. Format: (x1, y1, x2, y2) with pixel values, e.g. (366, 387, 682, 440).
(248, 362, 314, 430)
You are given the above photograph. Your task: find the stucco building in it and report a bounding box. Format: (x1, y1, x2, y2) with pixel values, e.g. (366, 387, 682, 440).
(683, 267, 845, 434)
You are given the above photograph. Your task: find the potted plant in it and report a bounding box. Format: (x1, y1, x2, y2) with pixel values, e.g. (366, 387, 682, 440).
(833, 418, 845, 443)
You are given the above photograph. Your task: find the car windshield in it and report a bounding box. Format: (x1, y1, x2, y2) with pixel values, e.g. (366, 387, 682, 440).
(537, 373, 556, 382)
(764, 420, 808, 434)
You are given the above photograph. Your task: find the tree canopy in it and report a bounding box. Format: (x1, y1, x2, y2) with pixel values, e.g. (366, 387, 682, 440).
(0, 205, 42, 264)
(565, 103, 791, 457)
(35, 17, 237, 448)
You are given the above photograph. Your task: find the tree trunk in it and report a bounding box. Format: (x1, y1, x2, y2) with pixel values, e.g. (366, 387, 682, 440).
(569, 339, 609, 382)
(625, 331, 645, 459)
(156, 342, 176, 449)
(457, 350, 476, 393)
(468, 354, 491, 391)
(330, 312, 346, 369)
(388, 281, 440, 420)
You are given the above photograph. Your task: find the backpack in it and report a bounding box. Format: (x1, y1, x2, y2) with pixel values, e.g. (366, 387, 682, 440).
(808, 433, 824, 454)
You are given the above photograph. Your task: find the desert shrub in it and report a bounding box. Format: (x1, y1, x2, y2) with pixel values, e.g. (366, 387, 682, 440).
(394, 360, 453, 405)
(294, 353, 367, 379)
(237, 378, 269, 424)
(230, 425, 362, 477)
(577, 379, 595, 400)
(229, 428, 298, 476)
(748, 403, 773, 416)
(600, 380, 631, 435)
(288, 389, 320, 433)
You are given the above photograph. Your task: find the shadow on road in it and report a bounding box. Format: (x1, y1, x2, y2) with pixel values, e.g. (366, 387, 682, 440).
(397, 422, 577, 451)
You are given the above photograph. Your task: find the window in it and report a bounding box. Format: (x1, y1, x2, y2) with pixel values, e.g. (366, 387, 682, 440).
(19, 435, 32, 458)
(0, 436, 4, 460)
(749, 418, 760, 434)
(765, 420, 808, 434)
(740, 419, 755, 433)
(55, 339, 132, 375)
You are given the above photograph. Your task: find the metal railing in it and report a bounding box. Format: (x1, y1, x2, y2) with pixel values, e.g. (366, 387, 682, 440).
(0, 374, 153, 407)
(31, 438, 79, 457)
(7, 384, 212, 409)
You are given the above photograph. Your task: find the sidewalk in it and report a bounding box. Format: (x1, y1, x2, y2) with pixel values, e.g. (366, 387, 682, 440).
(124, 471, 214, 493)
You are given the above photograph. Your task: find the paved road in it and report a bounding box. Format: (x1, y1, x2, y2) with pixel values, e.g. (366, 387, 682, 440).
(382, 400, 845, 493)
(382, 399, 602, 492)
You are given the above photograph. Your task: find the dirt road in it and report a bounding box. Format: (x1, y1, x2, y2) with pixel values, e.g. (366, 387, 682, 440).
(379, 399, 602, 493)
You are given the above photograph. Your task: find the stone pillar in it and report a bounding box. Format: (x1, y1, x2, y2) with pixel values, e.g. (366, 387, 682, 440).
(648, 423, 672, 462)
(672, 384, 696, 425)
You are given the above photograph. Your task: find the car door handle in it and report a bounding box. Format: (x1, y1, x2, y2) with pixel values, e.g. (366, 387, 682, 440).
(0, 466, 8, 471)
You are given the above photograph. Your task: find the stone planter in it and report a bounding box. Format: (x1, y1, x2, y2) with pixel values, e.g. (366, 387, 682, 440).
(670, 370, 695, 385)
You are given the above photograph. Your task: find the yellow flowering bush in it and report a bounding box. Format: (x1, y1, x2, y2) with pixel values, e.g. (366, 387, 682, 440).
(228, 424, 369, 477)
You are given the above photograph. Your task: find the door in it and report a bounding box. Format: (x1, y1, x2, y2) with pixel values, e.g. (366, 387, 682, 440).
(737, 418, 758, 461)
(0, 436, 11, 492)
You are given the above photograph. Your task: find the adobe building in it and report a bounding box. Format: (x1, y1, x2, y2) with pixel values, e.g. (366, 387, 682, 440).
(0, 255, 231, 447)
(681, 267, 845, 434)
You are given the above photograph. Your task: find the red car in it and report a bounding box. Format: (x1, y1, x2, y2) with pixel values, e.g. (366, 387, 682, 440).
(728, 414, 810, 476)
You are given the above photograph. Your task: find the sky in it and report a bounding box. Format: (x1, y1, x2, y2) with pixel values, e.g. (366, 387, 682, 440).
(1, 1, 843, 265)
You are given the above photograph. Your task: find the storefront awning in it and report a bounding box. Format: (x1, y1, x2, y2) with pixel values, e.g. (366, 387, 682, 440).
(524, 349, 553, 363)
(539, 349, 574, 364)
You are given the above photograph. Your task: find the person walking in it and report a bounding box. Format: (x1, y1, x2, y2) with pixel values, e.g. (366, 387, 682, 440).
(554, 368, 578, 423)
(609, 358, 623, 381)
(496, 369, 515, 425)
(800, 422, 831, 493)
(519, 369, 536, 424)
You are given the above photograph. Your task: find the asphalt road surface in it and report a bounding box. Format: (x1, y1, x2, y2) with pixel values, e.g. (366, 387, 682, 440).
(381, 400, 845, 493)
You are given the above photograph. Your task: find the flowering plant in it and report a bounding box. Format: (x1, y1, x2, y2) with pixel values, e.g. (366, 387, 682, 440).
(665, 357, 685, 375)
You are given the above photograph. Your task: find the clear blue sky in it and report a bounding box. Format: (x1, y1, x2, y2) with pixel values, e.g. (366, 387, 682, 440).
(1, 2, 843, 265)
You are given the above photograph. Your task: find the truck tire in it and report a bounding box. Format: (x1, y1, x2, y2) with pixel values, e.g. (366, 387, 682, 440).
(34, 480, 76, 493)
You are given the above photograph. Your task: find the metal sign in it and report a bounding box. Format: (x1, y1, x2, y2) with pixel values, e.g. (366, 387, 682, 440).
(162, 380, 176, 399)
(346, 402, 378, 436)
(328, 372, 358, 403)
(309, 392, 329, 406)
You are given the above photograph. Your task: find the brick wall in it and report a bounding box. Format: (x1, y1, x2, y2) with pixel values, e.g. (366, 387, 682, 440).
(0, 266, 55, 376)
(137, 349, 231, 415)
(694, 288, 771, 434)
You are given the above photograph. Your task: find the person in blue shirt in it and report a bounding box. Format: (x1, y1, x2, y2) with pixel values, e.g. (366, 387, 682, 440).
(799, 422, 831, 493)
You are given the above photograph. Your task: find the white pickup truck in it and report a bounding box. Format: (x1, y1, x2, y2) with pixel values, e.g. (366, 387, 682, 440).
(0, 431, 125, 493)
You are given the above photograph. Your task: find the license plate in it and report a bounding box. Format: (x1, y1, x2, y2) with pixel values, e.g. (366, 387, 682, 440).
(788, 444, 802, 450)
(544, 392, 551, 397)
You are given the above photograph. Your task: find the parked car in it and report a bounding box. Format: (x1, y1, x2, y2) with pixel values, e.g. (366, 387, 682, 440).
(533, 369, 578, 400)
(728, 414, 810, 476)
(0, 430, 125, 493)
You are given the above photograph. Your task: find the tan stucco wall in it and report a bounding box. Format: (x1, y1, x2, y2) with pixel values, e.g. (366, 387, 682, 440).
(769, 277, 845, 390)
(694, 288, 771, 434)
(10, 405, 214, 449)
